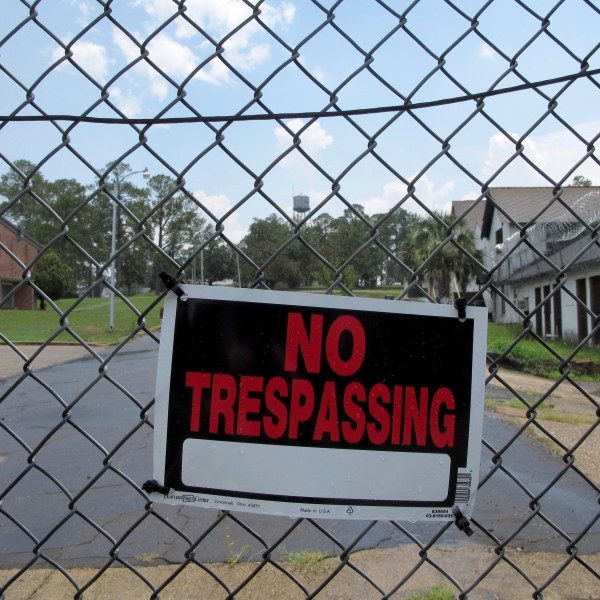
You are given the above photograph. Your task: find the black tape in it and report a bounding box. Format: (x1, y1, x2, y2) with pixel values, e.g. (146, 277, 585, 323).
(454, 297, 467, 322)
(452, 506, 473, 536)
(159, 271, 186, 298)
(143, 479, 169, 495)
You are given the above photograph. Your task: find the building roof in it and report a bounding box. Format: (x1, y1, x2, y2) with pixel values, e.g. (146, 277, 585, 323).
(481, 186, 600, 239)
(0, 215, 42, 249)
(451, 199, 486, 231)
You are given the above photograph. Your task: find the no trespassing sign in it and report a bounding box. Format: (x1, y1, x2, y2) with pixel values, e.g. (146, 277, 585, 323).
(150, 286, 487, 521)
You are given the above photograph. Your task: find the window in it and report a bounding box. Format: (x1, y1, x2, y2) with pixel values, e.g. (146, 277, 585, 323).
(1, 283, 14, 309)
(535, 287, 542, 335)
(576, 278, 588, 341)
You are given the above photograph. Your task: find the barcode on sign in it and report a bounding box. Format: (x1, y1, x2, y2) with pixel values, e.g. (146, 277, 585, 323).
(455, 472, 472, 503)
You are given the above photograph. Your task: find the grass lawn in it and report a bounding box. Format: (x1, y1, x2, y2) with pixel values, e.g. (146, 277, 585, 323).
(297, 286, 403, 300)
(487, 323, 600, 380)
(2, 292, 600, 381)
(1, 288, 401, 346)
(0, 294, 163, 346)
(351, 288, 402, 299)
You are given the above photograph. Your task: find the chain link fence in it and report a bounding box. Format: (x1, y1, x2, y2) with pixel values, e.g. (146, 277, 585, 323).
(1, 0, 599, 597)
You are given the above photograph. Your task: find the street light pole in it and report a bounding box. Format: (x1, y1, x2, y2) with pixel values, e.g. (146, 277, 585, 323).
(109, 196, 118, 331)
(109, 167, 150, 331)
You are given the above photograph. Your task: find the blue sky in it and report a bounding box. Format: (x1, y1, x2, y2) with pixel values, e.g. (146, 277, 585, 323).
(1, 0, 599, 242)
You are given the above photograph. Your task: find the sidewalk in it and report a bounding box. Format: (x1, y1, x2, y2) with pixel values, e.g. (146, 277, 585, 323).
(0, 342, 101, 381)
(2, 545, 596, 599)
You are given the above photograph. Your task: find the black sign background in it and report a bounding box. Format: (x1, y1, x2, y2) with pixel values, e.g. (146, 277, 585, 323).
(163, 297, 475, 507)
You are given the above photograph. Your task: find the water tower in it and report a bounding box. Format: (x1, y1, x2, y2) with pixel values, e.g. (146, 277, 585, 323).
(293, 194, 310, 223)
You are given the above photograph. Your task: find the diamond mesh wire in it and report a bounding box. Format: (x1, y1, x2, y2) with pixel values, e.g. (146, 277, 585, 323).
(1, 0, 599, 598)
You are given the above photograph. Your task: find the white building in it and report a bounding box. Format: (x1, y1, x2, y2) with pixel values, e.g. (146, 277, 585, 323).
(453, 186, 600, 342)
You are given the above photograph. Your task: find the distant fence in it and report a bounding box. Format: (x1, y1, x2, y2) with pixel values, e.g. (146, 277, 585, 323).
(1, 1, 599, 598)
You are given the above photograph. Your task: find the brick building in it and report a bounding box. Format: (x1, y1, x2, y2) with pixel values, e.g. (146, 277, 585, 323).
(0, 217, 40, 310)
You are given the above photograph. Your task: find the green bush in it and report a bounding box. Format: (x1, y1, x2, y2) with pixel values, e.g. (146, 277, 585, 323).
(33, 251, 76, 301)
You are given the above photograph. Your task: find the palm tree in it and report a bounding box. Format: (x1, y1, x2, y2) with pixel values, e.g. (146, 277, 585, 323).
(401, 212, 483, 300)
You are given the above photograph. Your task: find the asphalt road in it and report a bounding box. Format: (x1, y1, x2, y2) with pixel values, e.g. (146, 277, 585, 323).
(1, 336, 598, 568)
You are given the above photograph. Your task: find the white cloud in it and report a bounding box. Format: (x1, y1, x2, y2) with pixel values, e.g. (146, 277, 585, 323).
(360, 176, 456, 216)
(261, 2, 296, 28)
(133, 0, 171, 19)
(64, 0, 93, 26)
(313, 67, 327, 84)
(360, 180, 406, 215)
(483, 131, 547, 181)
(416, 177, 455, 214)
(52, 40, 110, 81)
(112, 28, 138, 63)
(275, 119, 334, 153)
(149, 78, 170, 102)
(146, 34, 200, 79)
(173, 0, 295, 35)
(111, 87, 143, 118)
(274, 119, 334, 180)
(132, 0, 295, 80)
(195, 190, 230, 215)
(194, 190, 246, 243)
(113, 28, 202, 87)
(111, 1, 297, 100)
(111, 29, 165, 101)
(229, 42, 270, 71)
(112, 29, 198, 99)
(482, 121, 600, 186)
(298, 56, 327, 84)
(478, 43, 497, 61)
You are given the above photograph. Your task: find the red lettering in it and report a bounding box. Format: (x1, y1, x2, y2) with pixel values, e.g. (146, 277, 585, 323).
(285, 313, 323, 373)
(264, 377, 288, 439)
(210, 374, 236, 435)
(237, 376, 263, 437)
(188, 372, 455, 451)
(325, 315, 366, 376)
(430, 387, 456, 448)
(313, 381, 340, 442)
(289, 379, 315, 439)
(391, 386, 403, 445)
(342, 382, 366, 444)
(185, 372, 211, 433)
(367, 383, 391, 445)
(403, 387, 428, 446)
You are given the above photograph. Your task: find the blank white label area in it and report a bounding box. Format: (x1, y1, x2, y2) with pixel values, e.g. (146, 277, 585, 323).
(182, 440, 451, 503)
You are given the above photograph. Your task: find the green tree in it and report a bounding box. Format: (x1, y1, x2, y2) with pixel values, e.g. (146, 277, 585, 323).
(309, 206, 381, 289)
(146, 174, 208, 291)
(572, 175, 592, 187)
(401, 212, 483, 300)
(0, 161, 107, 294)
(33, 251, 75, 303)
(308, 213, 337, 286)
(0, 160, 50, 240)
(73, 188, 114, 295)
(200, 239, 236, 285)
(240, 214, 311, 288)
(119, 193, 155, 295)
(372, 209, 420, 285)
(45, 177, 102, 291)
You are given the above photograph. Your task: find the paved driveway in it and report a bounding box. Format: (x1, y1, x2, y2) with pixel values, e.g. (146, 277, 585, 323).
(1, 336, 598, 568)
